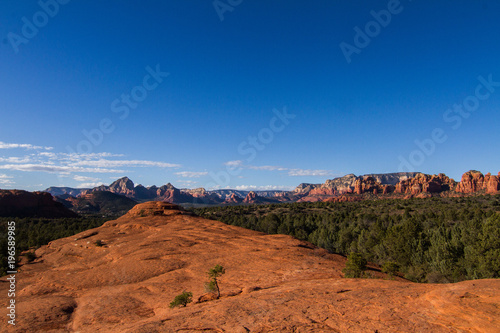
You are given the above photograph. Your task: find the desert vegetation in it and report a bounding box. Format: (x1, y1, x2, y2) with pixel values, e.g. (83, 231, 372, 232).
(193, 195, 500, 283)
(169, 291, 193, 308)
(0, 216, 111, 276)
(205, 264, 225, 299)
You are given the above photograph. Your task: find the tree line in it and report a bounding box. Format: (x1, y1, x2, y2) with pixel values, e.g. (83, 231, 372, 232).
(0, 216, 111, 276)
(193, 195, 500, 283)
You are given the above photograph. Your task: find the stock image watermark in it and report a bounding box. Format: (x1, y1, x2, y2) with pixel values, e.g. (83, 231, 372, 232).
(213, 0, 243, 21)
(6, 221, 17, 326)
(398, 74, 500, 172)
(206, 106, 295, 189)
(6, 0, 70, 54)
(339, 0, 406, 64)
(65, 64, 169, 156)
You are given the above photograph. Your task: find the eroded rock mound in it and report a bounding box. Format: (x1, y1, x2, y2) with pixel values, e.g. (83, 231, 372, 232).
(125, 201, 184, 217)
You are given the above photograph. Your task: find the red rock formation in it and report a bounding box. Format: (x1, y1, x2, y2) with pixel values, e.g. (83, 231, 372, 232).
(243, 191, 258, 203)
(383, 185, 394, 194)
(353, 176, 381, 194)
(0, 190, 78, 218)
(486, 172, 500, 193)
(455, 170, 485, 193)
(224, 193, 243, 204)
(395, 173, 454, 195)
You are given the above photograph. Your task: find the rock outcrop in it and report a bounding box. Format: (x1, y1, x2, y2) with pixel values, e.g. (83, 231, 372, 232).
(2, 202, 499, 332)
(223, 193, 243, 204)
(455, 170, 485, 193)
(486, 172, 500, 193)
(243, 191, 259, 203)
(453, 170, 500, 194)
(0, 190, 78, 218)
(394, 173, 454, 195)
(56, 191, 137, 216)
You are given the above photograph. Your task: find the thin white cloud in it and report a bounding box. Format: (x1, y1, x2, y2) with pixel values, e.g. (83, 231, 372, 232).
(175, 171, 208, 178)
(77, 182, 104, 188)
(0, 156, 34, 163)
(0, 164, 125, 173)
(223, 160, 332, 177)
(177, 180, 198, 187)
(62, 152, 125, 161)
(0, 174, 14, 185)
(0, 149, 180, 177)
(288, 169, 332, 177)
(224, 160, 243, 167)
(234, 185, 294, 191)
(0, 141, 53, 150)
(248, 165, 288, 171)
(73, 175, 99, 182)
(70, 159, 180, 168)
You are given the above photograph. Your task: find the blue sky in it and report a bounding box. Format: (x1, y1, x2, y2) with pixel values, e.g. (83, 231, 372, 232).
(1, 0, 499, 191)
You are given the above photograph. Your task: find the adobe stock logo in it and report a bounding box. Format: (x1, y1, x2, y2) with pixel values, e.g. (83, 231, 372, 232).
(339, 0, 405, 64)
(6, 0, 70, 54)
(213, 0, 242, 21)
(398, 74, 500, 172)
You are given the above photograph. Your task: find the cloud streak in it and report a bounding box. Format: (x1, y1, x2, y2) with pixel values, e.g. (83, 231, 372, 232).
(223, 160, 333, 177)
(70, 159, 181, 169)
(0, 141, 53, 150)
(73, 175, 99, 182)
(234, 184, 294, 191)
(0, 164, 125, 174)
(0, 150, 181, 176)
(0, 174, 14, 185)
(175, 171, 208, 178)
(287, 169, 333, 177)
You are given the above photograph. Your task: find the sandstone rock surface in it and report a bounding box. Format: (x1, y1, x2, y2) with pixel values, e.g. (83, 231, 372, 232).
(2, 202, 499, 332)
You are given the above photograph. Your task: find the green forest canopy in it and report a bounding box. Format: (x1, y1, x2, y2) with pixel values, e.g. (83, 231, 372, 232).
(193, 195, 500, 283)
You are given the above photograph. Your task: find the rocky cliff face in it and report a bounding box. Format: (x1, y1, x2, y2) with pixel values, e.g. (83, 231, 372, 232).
(243, 191, 259, 203)
(394, 173, 455, 195)
(353, 176, 380, 194)
(223, 193, 243, 204)
(454, 170, 500, 194)
(297, 170, 498, 202)
(363, 172, 420, 185)
(293, 183, 320, 194)
(455, 170, 485, 193)
(486, 172, 500, 193)
(0, 190, 78, 218)
(82, 177, 136, 198)
(298, 172, 422, 200)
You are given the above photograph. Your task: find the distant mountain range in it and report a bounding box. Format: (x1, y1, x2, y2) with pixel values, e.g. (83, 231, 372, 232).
(1, 170, 498, 218)
(44, 170, 500, 207)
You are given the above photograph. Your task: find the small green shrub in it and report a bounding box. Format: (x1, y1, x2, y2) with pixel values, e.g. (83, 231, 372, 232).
(343, 252, 367, 278)
(169, 291, 193, 308)
(382, 261, 399, 276)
